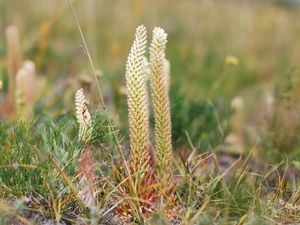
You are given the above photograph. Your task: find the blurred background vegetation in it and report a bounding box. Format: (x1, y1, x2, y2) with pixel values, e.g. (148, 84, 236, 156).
(1, 0, 300, 163)
(1, 1, 300, 224)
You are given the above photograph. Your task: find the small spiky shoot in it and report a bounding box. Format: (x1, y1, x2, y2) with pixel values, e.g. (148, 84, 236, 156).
(75, 88, 92, 143)
(15, 61, 36, 119)
(125, 25, 151, 172)
(149, 27, 173, 181)
(75, 89, 97, 209)
(6, 25, 22, 107)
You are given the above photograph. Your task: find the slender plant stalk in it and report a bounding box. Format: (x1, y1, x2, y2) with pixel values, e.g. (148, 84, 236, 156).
(149, 27, 173, 180)
(67, 3, 137, 212)
(67, 1, 133, 181)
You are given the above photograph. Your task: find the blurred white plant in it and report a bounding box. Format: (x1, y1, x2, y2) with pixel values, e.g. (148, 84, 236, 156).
(15, 60, 36, 119)
(6, 25, 22, 106)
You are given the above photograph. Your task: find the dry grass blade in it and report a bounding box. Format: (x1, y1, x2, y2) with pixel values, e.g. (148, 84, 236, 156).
(48, 154, 88, 216)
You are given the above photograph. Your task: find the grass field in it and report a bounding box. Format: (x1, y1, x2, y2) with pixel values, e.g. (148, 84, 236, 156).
(0, 0, 300, 224)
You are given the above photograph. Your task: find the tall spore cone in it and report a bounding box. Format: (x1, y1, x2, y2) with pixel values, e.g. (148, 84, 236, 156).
(149, 27, 173, 181)
(125, 25, 151, 173)
(75, 88, 92, 143)
(6, 25, 22, 107)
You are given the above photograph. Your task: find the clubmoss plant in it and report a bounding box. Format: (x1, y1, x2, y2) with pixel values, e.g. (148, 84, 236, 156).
(149, 27, 173, 181)
(125, 25, 152, 175)
(115, 25, 176, 221)
(116, 25, 158, 220)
